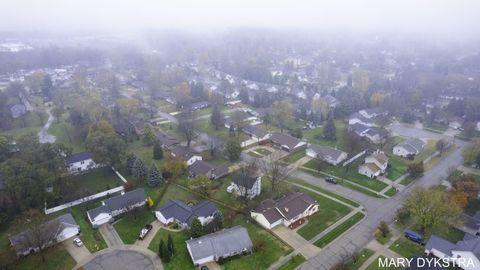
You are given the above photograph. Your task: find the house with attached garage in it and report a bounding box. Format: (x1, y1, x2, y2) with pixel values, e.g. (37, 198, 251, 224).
(269, 133, 307, 152)
(65, 152, 98, 174)
(306, 144, 348, 166)
(186, 226, 253, 266)
(358, 150, 389, 178)
(155, 131, 179, 149)
(425, 233, 480, 270)
(155, 199, 219, 229)
(87, 188, 147, 228)
(348, 112, 375, 127)
(242, 125, 272, 142)
(188, 160, 229, 180)
(393, 138, 425, 157)
(251, 191, 319, 230)
(9, 213, 80, 256)
(227, 174, 261, 199)
(170, 145, 202, 166)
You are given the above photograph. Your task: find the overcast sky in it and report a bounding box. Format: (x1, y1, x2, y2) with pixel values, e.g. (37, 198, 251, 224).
(2, 0, 480, 39)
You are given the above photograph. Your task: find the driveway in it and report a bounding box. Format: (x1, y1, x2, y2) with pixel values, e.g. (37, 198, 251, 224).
(61, 236, 91, 263)
(272, 225, 321, 259)
(38, 108, 56, 143)
(99, 224, 124, 247)
(134, 220, 162, 248)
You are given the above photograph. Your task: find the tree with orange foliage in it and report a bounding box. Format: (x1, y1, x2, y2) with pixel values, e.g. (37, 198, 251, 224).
(449, 176, 480, 208)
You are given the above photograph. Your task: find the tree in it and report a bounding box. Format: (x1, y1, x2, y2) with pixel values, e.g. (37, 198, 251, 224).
(158, 239, 165, 258)
(132, 158, 147, 182)
(174, 82, 191, 109)
(407, 162, 424, 178)
(311, 98, 329, 122)
(190, 218, 203, 238)
(403, 188, 462, 235)
(15, 209, 61, 262)
(178, 111, 195, 147)
(449, 176, 480, 208)
(291, 128, 303, 139)
(436, 139, 448, 156)
(153, 141, 163, 160)
(148, 163, 162, 187)
(41, 75, 53, 99)
(323, 115, 336, 140)
(162, 158, 187, 179)
(370, 92, 385, 106)
(377, 220, 390, 238)
(260, 153, 291, 193)
(462, 138, 480, 164)
(116, 98, 139, 120)
(126, 153, 138, 175)
(86, 122, 126, 168)
(167, 234, 175, 255)
(352, 68, 369, 92)
(271, 100, 293, 133)
(225, 138, 242, 162)
(142, 125, 156, 146)
(210, 105, 225, 130)
(189, 175, 212, 196)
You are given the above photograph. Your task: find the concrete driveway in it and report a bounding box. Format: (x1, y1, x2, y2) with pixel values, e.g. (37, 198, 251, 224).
(62, 236, 91, 263)
(134, 220, 162, 248)
(99, 224, 124, 247)
(272, 225, 321, 259)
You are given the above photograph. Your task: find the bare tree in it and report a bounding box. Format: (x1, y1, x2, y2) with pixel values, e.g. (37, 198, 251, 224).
(260, 153, 291, 194)
(15, 209, 62, 262)
(178, 111, 196, 147)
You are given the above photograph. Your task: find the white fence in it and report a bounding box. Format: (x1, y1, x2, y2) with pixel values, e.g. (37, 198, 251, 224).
(342, 150, 367, 167)
(45, 186, 124, 215)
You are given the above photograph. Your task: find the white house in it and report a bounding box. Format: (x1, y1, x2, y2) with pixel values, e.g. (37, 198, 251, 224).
(87, 188, 147, 228)
(170, 145, 202, 166)
(393, 138, 425, 157)
(186, 226, 253, 266)
(348, 112, 375, 127)
(306, 144, 348, 166)
(425, 234, 480, 270)
(270, 133, 307, 152)
(227, 174, 261, 199)
(251, 191, 319, 230)
(65, 152, 97, 174)
(155, 200, 218, 229)
(242, 125, 271, 142)
(9, 213, 80, 256)
(359, 107, 388, 119)
(358, 150, 389, 178)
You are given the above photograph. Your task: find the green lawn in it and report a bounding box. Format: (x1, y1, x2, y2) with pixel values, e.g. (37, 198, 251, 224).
(303, 121, 349, 151)
(248, 151, 263, 158)
(345, 248, 375, 270)
(113, 208, 156, 244)
(386, 155, 408, 180)
(69, 167, 123, 196)
(389, 237, 424, 258)
(278, 254, 306, 270)
(291, 178, 360, 207)
(384, 187, 398, 197)
(413, 140, 437, 163)
(424, 122, 448, 132)
(48, 116, 85, 152)
(149, 230, 195, 270)
(297, 190, 352, 240)
(365, 256, 399, 270)
(14, 247, 76, 270)
(313, 212, 365, 248)
(69, 201, 109, 252)
(399, 175, 415, 185)
(255, 148, 272, 156)
(281, 150, 306, 164)
(303, 160, 388, 192)
(196, 118, 249, 142)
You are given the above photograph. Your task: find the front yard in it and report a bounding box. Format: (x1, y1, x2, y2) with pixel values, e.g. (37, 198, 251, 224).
(14, 246, 76, 270)
(389, 237, 424, 259)
(313, 212, 365, 248)
(113, 208, 156, 244)
(281, 150, 306, 164)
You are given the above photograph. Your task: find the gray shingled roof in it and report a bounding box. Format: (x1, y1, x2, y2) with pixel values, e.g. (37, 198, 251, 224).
(308, 144, 346, 161)
(270, 133, 304, 150)
(349, 123, 369, 135)
(232, 174, 258, 190)
(155, 131, 179, 148)
(396, 138, 425, 153)
(186, 226, 252, 262)
(170, 145, 199, 161)
(254, 191, 316, 223)
(157, 199, 218, 226)
(189, 160, 228, 179)
(349, 112, 372, 123)
(87, 188, 147, 220)
(65, 152, 93, 165)
(242, 125, 269, 138)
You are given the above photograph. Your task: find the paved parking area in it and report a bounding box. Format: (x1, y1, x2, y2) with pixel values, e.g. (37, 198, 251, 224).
(272, 225, 321, 259)
(62, 236, 91, 263)
(99, 224, 124, 247)
(83, 249, 155, 270)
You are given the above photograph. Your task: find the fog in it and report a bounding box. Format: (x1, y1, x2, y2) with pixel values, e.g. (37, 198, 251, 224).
(2, 0, 480, 40)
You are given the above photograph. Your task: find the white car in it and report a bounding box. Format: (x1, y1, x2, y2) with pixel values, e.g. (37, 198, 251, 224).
(73, 237, 83, 247)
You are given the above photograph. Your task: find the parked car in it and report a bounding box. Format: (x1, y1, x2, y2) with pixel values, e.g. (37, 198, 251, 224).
(325, 177, 337, 184)
(404, 230, 425, 245)
(73, 237, 83, 247)
(138, 224, 153, 240)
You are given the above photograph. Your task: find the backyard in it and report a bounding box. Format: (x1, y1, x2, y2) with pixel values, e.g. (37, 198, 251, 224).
(303, 120, 349, 152)
(69, 167, 124, 197)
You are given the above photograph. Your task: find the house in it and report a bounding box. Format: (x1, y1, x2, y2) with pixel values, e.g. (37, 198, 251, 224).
(393, 138, 426, 157)
(449, 117, 465, 130)
(87, 188, 147, 228)
(227, 174, 261, 199)
(130, 118, 150, 135)
(350, 123, 370, 137)
(251, 191, 319, 229)
(170, 145, 202, 166)
(348, 112, 374, 127)
(358, 150, 388, 178)
(189, 160, 229, 180)
(186, 226, 253, 266)
(9, 104, 27, 119)
(325, 94, 339, 108)
(269, 133, 307, 152)
(363, 128, 385, 144)
(191, 101, 210, 111)
(464, 211, 480, 235)
(155, 199, 218, 229)
(306, 144, 348, 166)
(242, 125, 271, 142)
(425, 234, 480, 270)
(359, 107, 388, 119)
(155, 131, 179, 149)
(9, 213, 80, 256)
(65, 152, 97, 174)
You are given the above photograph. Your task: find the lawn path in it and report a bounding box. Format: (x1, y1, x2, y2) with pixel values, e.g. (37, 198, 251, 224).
(38, 107, 56, 143)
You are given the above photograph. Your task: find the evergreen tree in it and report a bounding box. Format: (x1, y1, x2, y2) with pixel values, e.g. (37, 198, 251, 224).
(167, 234, 175, 254)
(323, 115, 336, 140)
(148, 163, 162, 187)
(210, 105, 225, 130)
(163, 243, 172, 263)
(190, 218, 204, 238)
(225, 138, 242, 161)
(133, 157, 147, 181)
(142, 125, 156, 146)
(126, 153, 138, 175)
(153, 141, 163, 160)
(159, 239, 165, 258)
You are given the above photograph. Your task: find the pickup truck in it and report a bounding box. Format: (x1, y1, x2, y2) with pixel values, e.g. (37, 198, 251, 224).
(138, 224, 153, 240)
